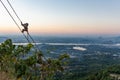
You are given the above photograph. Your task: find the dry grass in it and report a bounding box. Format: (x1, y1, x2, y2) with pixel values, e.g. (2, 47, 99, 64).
(0, 72, 13, 80)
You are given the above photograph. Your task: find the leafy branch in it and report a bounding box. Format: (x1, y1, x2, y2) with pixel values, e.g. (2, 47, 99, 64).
(0, 39, 69, 80)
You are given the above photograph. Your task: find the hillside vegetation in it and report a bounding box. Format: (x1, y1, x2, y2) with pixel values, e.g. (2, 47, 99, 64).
(0, 39, 69, 80)
(84, 65, 120, 80)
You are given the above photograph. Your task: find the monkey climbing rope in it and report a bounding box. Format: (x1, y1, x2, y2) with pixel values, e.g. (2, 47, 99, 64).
(0, 0, 41, 53)
(0, 0, 30, 43)
(6, 0, 38, 47)
(0, 0, 48, 61)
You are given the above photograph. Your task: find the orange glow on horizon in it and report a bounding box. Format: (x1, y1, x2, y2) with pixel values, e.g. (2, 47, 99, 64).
(1, 24, 120, 35)
(29, 25, 120, 35)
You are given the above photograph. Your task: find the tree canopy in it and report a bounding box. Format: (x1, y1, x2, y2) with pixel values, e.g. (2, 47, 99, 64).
(0, 39, 69, 80)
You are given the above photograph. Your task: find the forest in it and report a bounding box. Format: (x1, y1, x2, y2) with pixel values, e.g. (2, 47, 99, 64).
(0, 39, 120, 80)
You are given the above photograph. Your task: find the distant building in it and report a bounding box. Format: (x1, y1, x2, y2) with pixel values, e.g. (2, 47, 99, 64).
(110, 73, 120, 80)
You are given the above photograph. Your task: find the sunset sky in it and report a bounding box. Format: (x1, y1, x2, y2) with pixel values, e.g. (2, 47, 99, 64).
(0, 0, 120, 36)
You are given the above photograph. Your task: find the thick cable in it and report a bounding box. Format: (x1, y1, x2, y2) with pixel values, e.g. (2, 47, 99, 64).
(1, 0, 47, 61)
(7, 0, 22, 22)
(1, 1, 48, 77)
(28, 33, 47, 61)
(0, 0, 31, 44)
(6, 0, 40, 51)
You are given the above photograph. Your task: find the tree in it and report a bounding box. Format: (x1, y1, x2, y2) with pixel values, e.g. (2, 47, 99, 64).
(0, 39, 69, 80)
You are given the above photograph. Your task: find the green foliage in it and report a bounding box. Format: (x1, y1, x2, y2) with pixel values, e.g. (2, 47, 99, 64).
(0, 39, 69, 80)
(84, 65, 120, 80)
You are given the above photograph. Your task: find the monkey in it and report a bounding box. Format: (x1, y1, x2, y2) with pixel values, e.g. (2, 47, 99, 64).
(21, 22, 29, 33)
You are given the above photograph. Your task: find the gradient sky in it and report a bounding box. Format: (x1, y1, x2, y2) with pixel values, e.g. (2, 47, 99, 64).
(0, 0, 120, 36)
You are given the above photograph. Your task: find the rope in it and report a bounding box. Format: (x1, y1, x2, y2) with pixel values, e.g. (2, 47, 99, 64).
(7, 0, 22, 22)
(28, 33, 40, 50)
(6, 0, 40, 51)
(0, 0, 31, 44)
(1, 0, 47, 61)
(1, 1, 48, 77)
(28, 33, 47, 60)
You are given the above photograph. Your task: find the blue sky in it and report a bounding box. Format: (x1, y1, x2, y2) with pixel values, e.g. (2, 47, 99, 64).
(0, 0, 120, 36)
